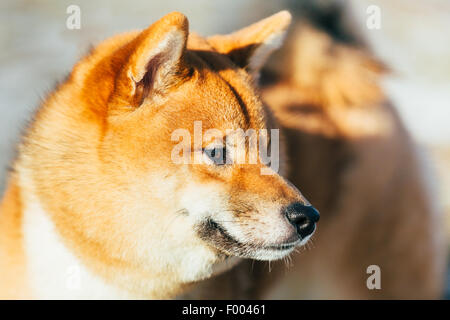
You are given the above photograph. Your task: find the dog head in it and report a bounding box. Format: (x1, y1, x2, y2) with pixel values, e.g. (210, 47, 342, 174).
(26, 11, 318, 294)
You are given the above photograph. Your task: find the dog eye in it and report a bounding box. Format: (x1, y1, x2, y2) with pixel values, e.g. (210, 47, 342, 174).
(204, 147, 226, 165)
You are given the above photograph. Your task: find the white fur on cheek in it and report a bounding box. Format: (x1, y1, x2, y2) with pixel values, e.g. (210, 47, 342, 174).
(177, 181, 311, 261)
(178, 181, 250, 242)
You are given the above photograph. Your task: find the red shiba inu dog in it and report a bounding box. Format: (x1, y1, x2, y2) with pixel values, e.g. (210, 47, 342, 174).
(0, 11, 322, 299)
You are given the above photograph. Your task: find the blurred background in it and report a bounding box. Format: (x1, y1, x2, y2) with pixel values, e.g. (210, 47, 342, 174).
(0, 0, 449, 297)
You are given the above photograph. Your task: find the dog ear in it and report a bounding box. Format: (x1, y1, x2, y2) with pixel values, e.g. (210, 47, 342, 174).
(208, 11, 291, 79)
(112, 12, 189, 109)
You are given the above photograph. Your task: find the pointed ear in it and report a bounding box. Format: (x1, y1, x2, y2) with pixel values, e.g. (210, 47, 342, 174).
(112, 12, 189, 108)
(208, 11, 291, 78)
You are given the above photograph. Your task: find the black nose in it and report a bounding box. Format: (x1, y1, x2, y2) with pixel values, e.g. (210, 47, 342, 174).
(284, 202, 320, 239)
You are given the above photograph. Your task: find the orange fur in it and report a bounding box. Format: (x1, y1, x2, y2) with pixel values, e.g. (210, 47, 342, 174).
(0, 176, 30, 299)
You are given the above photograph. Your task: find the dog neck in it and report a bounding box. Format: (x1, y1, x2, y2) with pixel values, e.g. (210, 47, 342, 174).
(20, 185, 137, 299)
(17, 166, 240, 299)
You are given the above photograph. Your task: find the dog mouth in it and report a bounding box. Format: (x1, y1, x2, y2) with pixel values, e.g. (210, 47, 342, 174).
(197, 218, 301, 260)
(264, 242, 298, 251)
